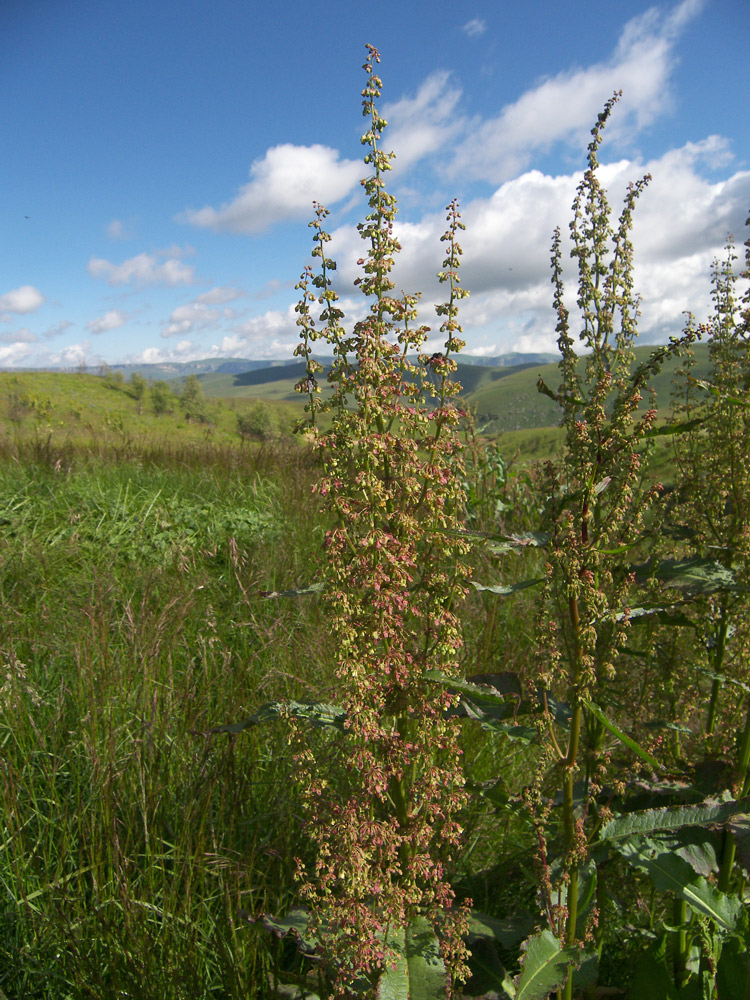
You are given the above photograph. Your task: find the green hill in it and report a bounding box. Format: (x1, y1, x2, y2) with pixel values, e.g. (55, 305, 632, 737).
(465, 342, 711, 434)
(187, 343, 711, 435)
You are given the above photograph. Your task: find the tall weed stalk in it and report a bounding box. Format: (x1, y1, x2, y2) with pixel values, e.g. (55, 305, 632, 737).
(533, 95, 695, 997)
(290, 45, 472, 996)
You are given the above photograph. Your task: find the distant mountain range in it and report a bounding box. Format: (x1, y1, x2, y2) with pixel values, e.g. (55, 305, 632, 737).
(3, 352, 559, 379)
(99, 352, 558, 380)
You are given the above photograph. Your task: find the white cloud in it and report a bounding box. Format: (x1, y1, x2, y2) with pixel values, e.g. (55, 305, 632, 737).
(0, 327, 37, 345)
(195, 285, 243, 305)
(0, 342, 37, 365)
(136, 347, 168, 364)
(383, 72, 464, 173)
(228, 304, 300, 348)
(180, 144, 362, 234)
(0, 285, 45, 316)
(86, 309, 128, 335)
(106, 219, 136, 240)
(253, 278, 294, 300)
(154, 243, 196, 259)
(42, 320, 74, 340)
(462, 18, 486, 38)
(161, 296, 225, 338)
(48, 342, 92, 367)
(450, 0, 705, 183)
(88, 250, 196, 286)
(311, 136, 749, 357)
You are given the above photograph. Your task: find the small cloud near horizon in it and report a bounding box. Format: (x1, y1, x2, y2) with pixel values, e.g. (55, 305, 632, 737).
(88, 250, 197, 287)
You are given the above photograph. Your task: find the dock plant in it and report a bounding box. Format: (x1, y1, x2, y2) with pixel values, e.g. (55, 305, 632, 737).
(289, 45, 473, 996)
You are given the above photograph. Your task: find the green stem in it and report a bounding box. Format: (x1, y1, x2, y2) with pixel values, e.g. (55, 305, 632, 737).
(706, 677, 722, 737)
(706, 602, 729, 735)
(737, 698, 750, 796)
(673, 898, 689, 989)
(718, 698, 750, 892)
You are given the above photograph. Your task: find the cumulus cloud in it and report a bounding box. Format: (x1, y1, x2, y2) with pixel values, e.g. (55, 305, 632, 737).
(48, 342, 92, 367)
(88, 249, 196, 286)
(86, 309, 128, 335)
(0, 342, 37, 366)
(180, 144, 361, 234)
(227, 304, 300, 350)
(315, 135, 749, 356)
(383, 72, 464, 173)
(0, 327, 37, 345)
(462, 18, 487, 38)
(160, 291, 239, 339)
(195, 286, 243, 305)
(450, 0, 706, 183)
(0, 285, 45, 316)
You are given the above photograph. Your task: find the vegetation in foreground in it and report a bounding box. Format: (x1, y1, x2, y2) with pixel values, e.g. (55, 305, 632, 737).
(1, 46, 749, 1000)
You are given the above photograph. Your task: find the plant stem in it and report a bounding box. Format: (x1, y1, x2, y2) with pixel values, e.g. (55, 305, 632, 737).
(706, 601, 729, 735)
(673, 899, 689, 989)
(718, 698, 750, 893)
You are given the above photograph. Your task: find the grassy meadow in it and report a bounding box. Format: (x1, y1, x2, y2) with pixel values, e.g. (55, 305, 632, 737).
(0, 338, 740, 1000)
(0, 306, 748, 1000)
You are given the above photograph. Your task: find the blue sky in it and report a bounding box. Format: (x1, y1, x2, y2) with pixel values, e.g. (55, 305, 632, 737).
(1, 0, 748, 368)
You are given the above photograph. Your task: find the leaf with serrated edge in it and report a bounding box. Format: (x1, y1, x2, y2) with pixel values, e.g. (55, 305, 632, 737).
(616, 840, 741, 931)
(600, 796, 750, 843)
(376, 918, 447, 1000)
(471, 578, 544, 595)
(202, 700, 347, 735)
(514, 929, 579, 1000)
(260, 582, 325, 599)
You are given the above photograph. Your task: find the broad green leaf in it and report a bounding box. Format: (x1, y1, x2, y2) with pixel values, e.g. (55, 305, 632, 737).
(260, 908, 319, 954)
(628, 940, 679, 1000)
(600, 796, 750, 843)
(717, 935, 750, 999)
(427, 671, 535, 739)
(377, 918, 448, 1000)
(425, 670, 521, 706)
(610, 604, 695, 627)
(693, 665, 750, 695)
(633, 557, 739, 594)
(616, 840, 741, 931)
(203, 700, 347, 736)
(514, 929, 579, 1000)
(585, 701, 661, 769)
(687, 376, 750, 407)
(471, 578, 544, 596)
(438, 529, 550, 555)
(643, 417, 706, 438)
(260, 582, 325, 599)
(486, 533, 551, 556)
(457, 701, 537, 742)
(592, 476, 611, 495)
(377, 926, 408, 1000)
(468, 910, 535, 950)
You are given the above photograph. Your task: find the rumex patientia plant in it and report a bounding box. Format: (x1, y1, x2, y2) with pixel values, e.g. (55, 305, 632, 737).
(290, 45, 472, 995)
(532, 94, 698, 996)
(670, 220, 750, 887)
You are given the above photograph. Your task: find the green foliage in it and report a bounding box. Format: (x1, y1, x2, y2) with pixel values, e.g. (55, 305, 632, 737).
(150, 378, 176, 415)
(236, 400, 279, 440)
(180, 373, 211, 423)
(0, 442, 326, 1000)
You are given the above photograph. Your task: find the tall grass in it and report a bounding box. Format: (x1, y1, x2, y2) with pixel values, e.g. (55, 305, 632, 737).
(0, 439, 330, 999)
